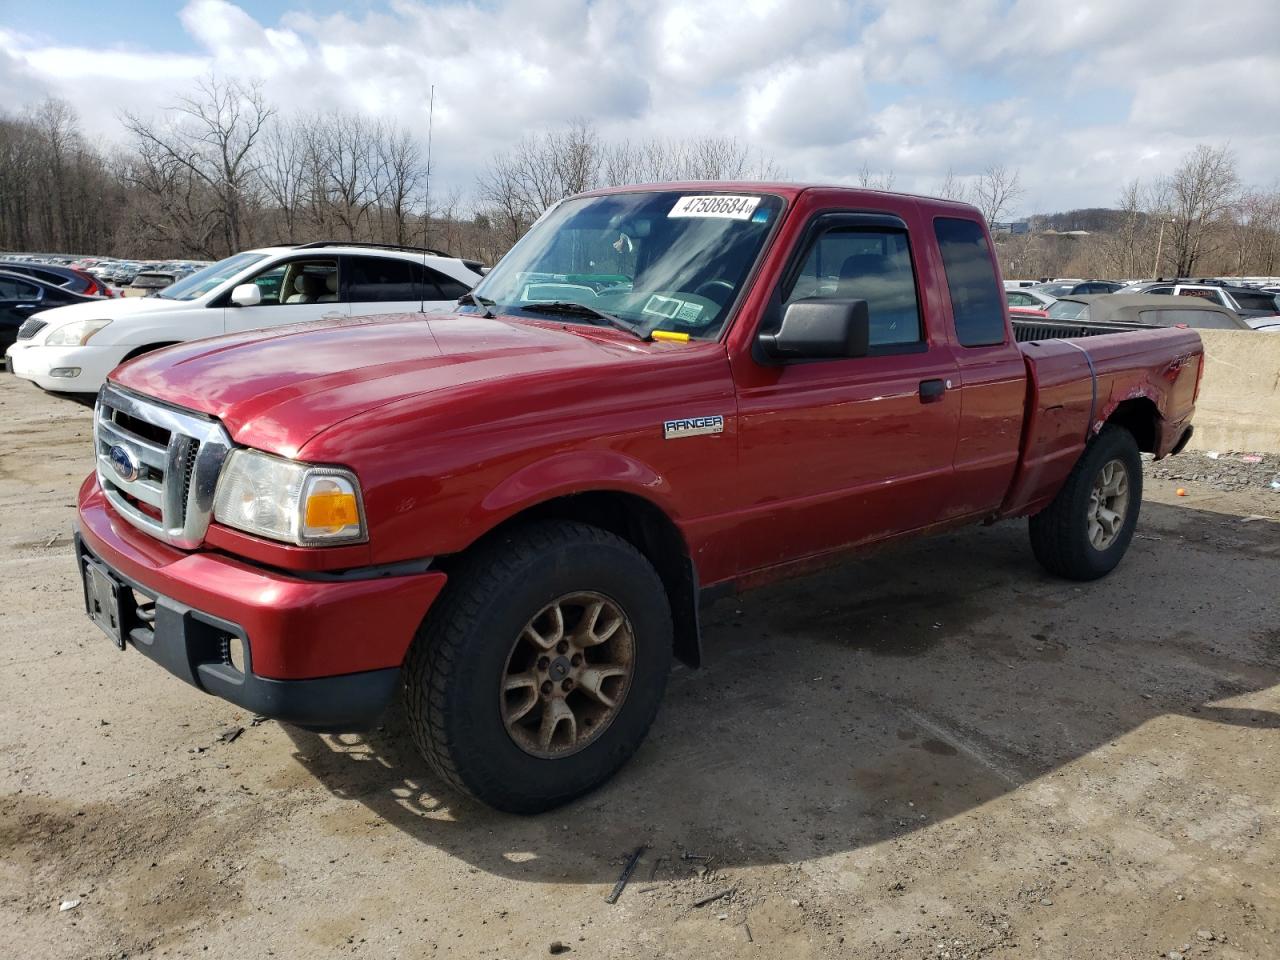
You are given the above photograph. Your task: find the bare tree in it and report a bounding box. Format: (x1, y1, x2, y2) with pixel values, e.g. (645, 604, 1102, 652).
(972, 163, 1023, 223)
(1163, 144, 1239, 277)
(122, 76, 273, 255)
(935, 168, 967, 202)
(260, 119, 308, 243)
(856, 162, 896, 190)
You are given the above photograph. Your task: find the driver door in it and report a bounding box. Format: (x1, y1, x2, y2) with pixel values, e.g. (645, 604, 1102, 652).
(224, 258, 348, 334)
(729, 214, 961, 572)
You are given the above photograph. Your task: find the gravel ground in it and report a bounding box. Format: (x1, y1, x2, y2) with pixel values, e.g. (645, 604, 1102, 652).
(1, 374, 1277, 960)
(1146, 451, 1280, 495)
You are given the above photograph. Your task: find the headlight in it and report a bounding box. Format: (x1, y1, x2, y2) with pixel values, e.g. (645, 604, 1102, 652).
(45, 319, 112, 346)
(212, 449, 366, 546)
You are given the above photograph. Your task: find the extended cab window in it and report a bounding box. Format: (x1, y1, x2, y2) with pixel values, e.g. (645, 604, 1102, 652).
(784, 225, 923, 347)
(935, 217, 1006, 347)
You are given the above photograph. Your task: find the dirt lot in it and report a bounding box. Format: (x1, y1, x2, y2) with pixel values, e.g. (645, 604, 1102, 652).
(1, 372, 1277, 960)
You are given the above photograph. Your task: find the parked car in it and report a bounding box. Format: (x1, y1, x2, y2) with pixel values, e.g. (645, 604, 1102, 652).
(1121, 281, 1279, 318)
(6, 242, 481, 392)
(1046, 294, 1251, 329)
(0, 270, 105, 355)
(1033, 279, 1123, 297)
(0, 261, 114, 298)
(1029, 279, 1084, 297)
(72, 183, 1202, 813)
(1246, 316, 1280, 332)
(123, 271, 177, 297)
(1006, 288, 1056, 311)
(1008, 306, 1050, 319)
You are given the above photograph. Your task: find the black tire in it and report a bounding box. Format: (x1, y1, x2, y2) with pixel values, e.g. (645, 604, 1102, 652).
(1028, 424, 1143, 581)
(403, 520, 673, 814)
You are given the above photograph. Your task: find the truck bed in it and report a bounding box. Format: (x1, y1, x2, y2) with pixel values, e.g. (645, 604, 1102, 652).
(1001, 325, 1203, 518)
(1011, 317, 1154, 342)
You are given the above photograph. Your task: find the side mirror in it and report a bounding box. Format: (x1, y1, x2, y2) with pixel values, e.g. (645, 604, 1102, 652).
(758, 299, 870, 361)
(229, 283, 261, 307)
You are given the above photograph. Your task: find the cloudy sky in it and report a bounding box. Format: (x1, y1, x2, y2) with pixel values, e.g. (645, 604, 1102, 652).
(2, 0, 1278, 216)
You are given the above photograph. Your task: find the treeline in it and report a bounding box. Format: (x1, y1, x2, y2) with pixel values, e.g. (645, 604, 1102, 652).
(0, 78, 778, 266)
(2, 76, 1278, 281)
(998, 146, 1280, 280)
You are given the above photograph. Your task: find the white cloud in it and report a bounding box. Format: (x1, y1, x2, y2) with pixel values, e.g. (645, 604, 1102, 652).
(1, 0, 1278, 216)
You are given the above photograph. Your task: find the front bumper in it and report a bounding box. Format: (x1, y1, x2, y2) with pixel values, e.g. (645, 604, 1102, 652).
(6, 343, 123, 392)
(76, 476, 449, 730)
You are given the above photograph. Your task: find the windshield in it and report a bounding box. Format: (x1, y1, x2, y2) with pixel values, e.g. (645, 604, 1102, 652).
(1231, 290, 1280, 311)
(1034, 282, 1077, 298)
(1048, 299, 1089, 320)
(468, 190, 785, 339)
(157, 251, 267, 301)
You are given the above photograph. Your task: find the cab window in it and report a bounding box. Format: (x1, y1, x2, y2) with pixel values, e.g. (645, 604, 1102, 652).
(783, 224, 923, 347)
(935, 217, 1006, 347)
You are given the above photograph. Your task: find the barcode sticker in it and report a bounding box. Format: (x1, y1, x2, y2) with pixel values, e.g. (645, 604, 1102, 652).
(668, 195, 761, 220)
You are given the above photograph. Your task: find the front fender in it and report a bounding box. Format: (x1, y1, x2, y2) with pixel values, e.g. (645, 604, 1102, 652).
(477, 450, 676, 527)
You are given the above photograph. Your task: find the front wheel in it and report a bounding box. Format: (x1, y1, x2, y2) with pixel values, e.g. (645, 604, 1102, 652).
(1028, 425, 1143, 581)
(402, 521, 673, 813)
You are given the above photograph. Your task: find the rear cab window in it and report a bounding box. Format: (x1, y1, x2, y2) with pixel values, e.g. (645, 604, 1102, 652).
(934, 217, 1007, 347)
(781, 216, 924, 351)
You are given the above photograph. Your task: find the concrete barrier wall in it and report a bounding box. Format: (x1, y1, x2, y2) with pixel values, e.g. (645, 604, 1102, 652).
(1185, 330, 1280, 454)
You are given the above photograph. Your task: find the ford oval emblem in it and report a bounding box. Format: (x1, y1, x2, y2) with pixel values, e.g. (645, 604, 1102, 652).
(108, 444, 141, 483)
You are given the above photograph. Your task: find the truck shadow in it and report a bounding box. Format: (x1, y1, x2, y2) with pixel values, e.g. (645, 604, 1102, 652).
(283, 499, 1280, 885)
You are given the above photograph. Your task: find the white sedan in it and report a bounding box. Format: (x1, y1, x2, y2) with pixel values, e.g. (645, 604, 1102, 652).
(6, 243, 481, 393)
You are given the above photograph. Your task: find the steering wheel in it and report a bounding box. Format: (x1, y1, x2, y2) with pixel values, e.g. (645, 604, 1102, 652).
(693, 280, 735, 301)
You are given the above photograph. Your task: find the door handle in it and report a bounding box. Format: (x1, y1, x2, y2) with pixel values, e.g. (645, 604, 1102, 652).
(919, 378, 948, 403)
(321, 312, 344, 321)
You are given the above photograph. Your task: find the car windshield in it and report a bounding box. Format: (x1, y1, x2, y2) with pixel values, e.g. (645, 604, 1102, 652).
(467, 190, 785, 339)
(1034, 282, 1076, 297)
(1048, 299, 1089, 320)
(1232, 291, 1280, 311)
(156, 251, 267, 301)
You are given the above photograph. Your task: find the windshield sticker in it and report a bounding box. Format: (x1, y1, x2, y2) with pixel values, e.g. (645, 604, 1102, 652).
(643, 294, 683, 318)
(668, 195, 761, 220)
(676, 302, 703, 323)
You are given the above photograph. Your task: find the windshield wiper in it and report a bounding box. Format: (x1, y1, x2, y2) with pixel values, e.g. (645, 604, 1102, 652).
(518, 301, 648, 340)
(458, 291, 496, 318)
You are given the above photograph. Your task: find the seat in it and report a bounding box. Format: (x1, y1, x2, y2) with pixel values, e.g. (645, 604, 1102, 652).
(836, 254, 889, 298)
(837, 252, 919, 344)
(285, 273, 324, 304)
(317, 272, 338, 303)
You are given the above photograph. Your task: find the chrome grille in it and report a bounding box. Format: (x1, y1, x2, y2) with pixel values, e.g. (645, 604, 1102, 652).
(94, 384, 232, 548)
(17, 318, 47, 340)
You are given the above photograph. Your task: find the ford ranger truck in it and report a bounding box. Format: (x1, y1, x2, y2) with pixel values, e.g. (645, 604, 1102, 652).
(75, 184, 1202, 813)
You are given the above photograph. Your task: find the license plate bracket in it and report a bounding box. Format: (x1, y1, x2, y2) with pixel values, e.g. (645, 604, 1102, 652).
(83, 558, 128, 650)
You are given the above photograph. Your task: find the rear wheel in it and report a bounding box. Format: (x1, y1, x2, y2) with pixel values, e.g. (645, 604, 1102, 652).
(1028, 425, 1143, 580)
(402, 521, 672, 813)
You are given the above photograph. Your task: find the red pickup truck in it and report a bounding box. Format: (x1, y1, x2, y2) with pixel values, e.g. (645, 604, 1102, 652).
(75, 183, 1202, 812)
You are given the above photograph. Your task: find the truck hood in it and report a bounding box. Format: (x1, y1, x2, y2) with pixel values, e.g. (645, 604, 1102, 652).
(111, 313, 647, 455)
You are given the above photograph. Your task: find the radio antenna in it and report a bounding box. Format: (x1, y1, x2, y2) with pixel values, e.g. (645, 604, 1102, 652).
(420, 83, 435, 315)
